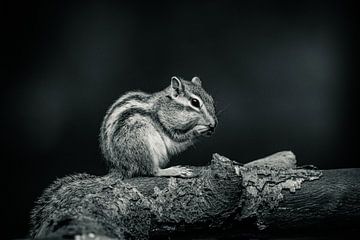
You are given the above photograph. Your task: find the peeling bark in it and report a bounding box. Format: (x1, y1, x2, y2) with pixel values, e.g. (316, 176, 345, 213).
(30, 151, 359, 239)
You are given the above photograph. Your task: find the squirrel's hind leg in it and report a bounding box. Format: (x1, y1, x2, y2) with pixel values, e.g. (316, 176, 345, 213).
(155, 166, 195, 178)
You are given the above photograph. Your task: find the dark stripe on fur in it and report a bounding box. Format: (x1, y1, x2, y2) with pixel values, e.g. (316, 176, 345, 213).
(104, 93, 150, 124)
(171, 97, 198, 113)
(112, 107, 190, 143)
(100, 93, 150, 160)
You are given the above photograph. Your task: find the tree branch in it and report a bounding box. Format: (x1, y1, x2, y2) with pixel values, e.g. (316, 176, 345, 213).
(30, 151, 360, 239)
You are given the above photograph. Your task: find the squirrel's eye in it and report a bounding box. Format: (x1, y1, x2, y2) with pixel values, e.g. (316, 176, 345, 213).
(190, 98, 200, 108)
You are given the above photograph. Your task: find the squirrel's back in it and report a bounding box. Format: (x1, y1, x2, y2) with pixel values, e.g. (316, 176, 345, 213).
(100, 90, 155, 177)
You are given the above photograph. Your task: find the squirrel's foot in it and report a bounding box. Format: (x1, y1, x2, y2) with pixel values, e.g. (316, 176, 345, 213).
(155, 166, 195, 178)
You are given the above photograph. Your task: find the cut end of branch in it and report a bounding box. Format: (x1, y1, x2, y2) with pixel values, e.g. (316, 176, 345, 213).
(244, 151, 297, 169)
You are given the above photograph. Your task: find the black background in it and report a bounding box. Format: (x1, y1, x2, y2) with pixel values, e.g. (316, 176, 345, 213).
(2, 0, 358, 239)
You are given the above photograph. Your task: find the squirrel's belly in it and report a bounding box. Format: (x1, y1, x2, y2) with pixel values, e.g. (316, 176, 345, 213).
(162, 134, 192, 156)
(146, 128, 168, 168)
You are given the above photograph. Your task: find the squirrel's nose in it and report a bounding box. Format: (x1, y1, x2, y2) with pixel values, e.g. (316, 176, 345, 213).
(209, 119, 218, 129)
(204, 118, 217, 136)
(207, 122, 217, 135)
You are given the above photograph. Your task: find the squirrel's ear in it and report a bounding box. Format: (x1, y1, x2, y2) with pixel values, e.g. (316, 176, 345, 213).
(170, 76, 183, 97)
(191, 76, 202, 86)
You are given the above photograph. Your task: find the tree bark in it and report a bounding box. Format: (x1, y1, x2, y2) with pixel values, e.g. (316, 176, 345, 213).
(30, 151, 360, 240)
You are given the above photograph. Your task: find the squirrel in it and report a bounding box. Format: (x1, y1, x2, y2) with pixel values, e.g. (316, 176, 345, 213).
(30, 76, 218, 238)
(99, 76, 218, 178)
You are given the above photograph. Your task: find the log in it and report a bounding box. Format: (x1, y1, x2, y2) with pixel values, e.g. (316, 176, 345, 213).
(30, 151, 360, 240)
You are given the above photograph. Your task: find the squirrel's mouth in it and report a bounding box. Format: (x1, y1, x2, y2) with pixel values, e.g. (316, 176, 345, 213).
(195, 125, 215, 137)
(204, 127, 215, 136)
(205, 128, 215, 136)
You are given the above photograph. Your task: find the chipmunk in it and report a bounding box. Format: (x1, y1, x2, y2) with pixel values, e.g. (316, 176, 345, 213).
(99, 76, 217, 178)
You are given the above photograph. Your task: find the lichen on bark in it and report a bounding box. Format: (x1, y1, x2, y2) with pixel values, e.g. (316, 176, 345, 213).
(232, 151, 323, 229)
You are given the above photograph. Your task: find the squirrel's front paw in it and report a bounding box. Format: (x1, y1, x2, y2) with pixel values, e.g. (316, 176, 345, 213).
(155, 166, 196, 178)
(173, 166, 196, 178)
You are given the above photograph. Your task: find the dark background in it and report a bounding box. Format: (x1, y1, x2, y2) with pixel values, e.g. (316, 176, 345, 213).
(2, 0, 358, 239)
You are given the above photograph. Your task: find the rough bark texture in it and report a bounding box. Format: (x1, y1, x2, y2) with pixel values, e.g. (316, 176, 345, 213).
(263, 168, 360, 231)
(30, 151, 360, 240)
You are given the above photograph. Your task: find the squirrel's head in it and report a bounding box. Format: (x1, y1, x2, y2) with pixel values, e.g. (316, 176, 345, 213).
(158, 76, 218, 139)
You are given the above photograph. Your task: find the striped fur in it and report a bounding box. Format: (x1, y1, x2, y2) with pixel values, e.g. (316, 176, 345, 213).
(99, 77, 217, 178)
